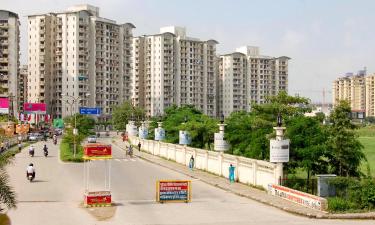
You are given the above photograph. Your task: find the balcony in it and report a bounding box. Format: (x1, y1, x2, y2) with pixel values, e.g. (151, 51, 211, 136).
(0, 66, 8, 71)
(39, 29, 45, 35)
(0, 41, 8, 46)
(0, 23, 9, 28)
(0, 32, 8, 37)
(0, 58, 8, 63)
(56, 50, 62, 55)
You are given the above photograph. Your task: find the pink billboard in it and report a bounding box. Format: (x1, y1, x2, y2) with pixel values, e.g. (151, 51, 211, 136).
(23, 103, 47, 114)
(0, 98, 9, 114)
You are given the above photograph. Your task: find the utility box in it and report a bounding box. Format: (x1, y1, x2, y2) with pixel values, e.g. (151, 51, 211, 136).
(317, 174, 337, 197)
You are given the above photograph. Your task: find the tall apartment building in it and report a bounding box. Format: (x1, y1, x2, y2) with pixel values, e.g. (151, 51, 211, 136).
(28, 4, 134, 118)
(131, 26, 218, 117)
(18, 65, 28, 112)
(332, 70, 366, 112)
(366, 74, 375, 117)
(218, 46, 289, 117)
(0, 10, 20, 116)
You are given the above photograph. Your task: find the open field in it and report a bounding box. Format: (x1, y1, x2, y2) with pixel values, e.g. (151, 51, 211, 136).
(359, 136, 375, 176)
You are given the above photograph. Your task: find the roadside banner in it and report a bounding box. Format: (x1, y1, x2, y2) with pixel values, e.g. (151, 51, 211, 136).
(23, 103, 47, 114)
(83, 143, 112, 159)
(0, 98, 9, 114)
(156, 180, 191, 203)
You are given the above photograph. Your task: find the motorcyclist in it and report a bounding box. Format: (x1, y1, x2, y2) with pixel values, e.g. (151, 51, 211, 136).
(26, 163, 35, 180)
(53, 134, 57, 144)
(29, 145, 35, 156)
(43, 144, 48, 153)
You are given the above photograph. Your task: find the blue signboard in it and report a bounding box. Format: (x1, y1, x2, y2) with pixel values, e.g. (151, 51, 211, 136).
(139, 127, 148, 139)
(79, 107, 101, 115)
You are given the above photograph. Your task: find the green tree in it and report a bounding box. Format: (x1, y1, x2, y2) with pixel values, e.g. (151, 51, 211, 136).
(180, 114, 218, 149)
(111, 101, 145, 131)
(162, 105, 204, 144)
(286, 116, 329, 179)
(63, 114, 95, 136)
(327, 100, 365, 177)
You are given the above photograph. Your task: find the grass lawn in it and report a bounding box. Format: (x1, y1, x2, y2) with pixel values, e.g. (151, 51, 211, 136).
(358, 136, 375, 176)
(60, 141, 84, 162)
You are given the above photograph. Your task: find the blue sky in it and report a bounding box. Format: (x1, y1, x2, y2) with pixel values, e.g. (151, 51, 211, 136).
(3, 0, 375, 102)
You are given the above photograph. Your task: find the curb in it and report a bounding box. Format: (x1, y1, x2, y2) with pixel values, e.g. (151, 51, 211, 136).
(112, 139, 375, 220)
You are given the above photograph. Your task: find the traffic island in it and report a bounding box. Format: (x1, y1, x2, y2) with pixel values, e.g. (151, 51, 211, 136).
(80, 202, 117, 221)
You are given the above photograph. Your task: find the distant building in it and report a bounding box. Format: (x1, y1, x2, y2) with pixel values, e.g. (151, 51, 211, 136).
(365, 74, 375, 117)
(18, 65, 28, 112)
(0, 10, 20, 116)
(332, 70, 366, 117)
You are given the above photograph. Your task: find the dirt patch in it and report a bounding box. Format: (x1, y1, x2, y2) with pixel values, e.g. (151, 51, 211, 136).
(79, 203, 117, 221)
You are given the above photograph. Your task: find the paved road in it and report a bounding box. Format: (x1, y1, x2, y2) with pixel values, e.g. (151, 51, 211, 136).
(6, 137, 375, 225)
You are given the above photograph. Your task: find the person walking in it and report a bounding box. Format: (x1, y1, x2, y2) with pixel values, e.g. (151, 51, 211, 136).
(138, 142, 141, 152)
(189, 156, 194, 171)
(229, 164, 235, 183)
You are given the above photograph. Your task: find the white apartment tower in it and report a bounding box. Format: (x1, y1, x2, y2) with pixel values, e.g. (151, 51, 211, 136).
(366, 74, 375, 117)
(132, 26, 218, 117)
(218, 46, 289, 117)
(0, 10, 20, 115)
(28, 5, 134, 118)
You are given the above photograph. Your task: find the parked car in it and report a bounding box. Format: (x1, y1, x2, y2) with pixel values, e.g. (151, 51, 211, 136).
(28, 133, 43, 141)
(87, 135, 97, 143)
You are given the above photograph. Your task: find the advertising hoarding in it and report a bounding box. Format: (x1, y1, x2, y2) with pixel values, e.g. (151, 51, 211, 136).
(83, 143, 112, 159)
(179, 130, 191, 145)
(154, 127, 165, 141)
(156, 180, 191, 203)
(23, 103, 47, 114)
(0, 98, 9, 114)
(270, 139, 290, 163)
(139, 126, 148, 139)
(84, 191, 111, 207)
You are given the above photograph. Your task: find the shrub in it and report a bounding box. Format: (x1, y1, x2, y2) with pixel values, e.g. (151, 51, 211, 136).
(328, 197, 356, 212)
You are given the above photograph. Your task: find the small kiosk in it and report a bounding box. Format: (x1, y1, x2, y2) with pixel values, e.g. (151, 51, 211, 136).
(83, 143, 112, 207)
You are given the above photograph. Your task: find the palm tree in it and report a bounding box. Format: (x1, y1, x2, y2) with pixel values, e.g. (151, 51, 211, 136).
(0, 149, 17, 210)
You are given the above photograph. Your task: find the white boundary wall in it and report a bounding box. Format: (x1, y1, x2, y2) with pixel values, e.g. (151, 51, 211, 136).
(130, 137, 281, 189)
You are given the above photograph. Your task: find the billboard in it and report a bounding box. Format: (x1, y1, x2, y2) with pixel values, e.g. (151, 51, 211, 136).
(270, 139, 290, 163)
(139, 126, 148, 139)
(24, 103, 47, 114)
(154, 127, 165, 141)
(83, 143, 112, 159)
(0, 98, 9, 114)
(179, 130, 191, 145)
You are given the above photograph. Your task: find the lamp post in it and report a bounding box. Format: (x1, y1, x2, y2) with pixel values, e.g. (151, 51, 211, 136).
(61, 93, 90, 158)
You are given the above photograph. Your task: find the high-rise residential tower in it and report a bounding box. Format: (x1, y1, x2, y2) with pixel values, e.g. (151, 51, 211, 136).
(0, 10, 20, 116)
(131, 26, 218, 117)
(218, 46, 289, 117)
(27, 5, 134, 118)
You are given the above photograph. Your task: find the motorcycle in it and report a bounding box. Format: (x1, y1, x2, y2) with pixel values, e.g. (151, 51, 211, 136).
(29, 149, 34, 157)
(44, 150, 48, 157)
(27, 173, 34, 182)
(53, 139, 57, 145)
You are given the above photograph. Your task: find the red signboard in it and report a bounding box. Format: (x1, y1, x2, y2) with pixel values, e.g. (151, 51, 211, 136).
(84, 191, 111, 206)
(83, 143, 112, 159)
(23, 103, 47, 114)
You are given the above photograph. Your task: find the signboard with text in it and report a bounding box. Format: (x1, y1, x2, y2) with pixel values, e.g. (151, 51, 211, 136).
(270, 139, 290, 163)
(84, 191, 111, 207)
(155, 127, 165, 141)
(23, 103, 47, 114)
(79, 107, 101, 115)
(214, 133, 229, 152)
(83, 143, 112, 159)
(156, 180, 191, 203)
(179, 131, 191, 145)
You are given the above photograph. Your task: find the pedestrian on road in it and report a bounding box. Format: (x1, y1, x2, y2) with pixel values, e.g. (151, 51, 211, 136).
(189, 155, 194, 170)
(138, 142, 141, 151)
(18, 143, 22, 151)
(229, 164, 235, 183)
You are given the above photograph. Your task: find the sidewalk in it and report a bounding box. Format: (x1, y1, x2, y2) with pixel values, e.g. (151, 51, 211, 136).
(112, 138, 375, 220)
